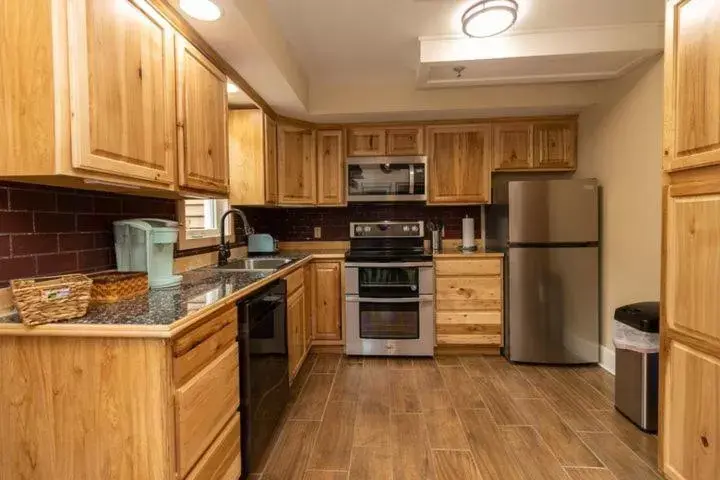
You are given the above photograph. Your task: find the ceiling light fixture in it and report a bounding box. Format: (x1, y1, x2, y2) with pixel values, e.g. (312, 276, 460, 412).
(461, 0, 518, 38)
(179, 0, 222, 21)
(227, 82, 240, 94)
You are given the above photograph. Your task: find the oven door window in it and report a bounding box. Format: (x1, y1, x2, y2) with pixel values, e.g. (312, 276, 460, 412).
(359, 301, 419, 340)
(358, 267, 419, 297)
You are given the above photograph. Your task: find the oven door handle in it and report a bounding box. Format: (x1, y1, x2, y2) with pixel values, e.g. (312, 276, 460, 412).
(345, 295, 434, 304)
(345, 262, 433, 268)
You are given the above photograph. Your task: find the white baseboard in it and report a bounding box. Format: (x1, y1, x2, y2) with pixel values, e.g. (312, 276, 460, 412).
(600, 345, 616, 375)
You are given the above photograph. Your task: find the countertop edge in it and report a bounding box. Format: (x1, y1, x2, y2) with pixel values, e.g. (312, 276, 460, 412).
(0, 254, 330, 339)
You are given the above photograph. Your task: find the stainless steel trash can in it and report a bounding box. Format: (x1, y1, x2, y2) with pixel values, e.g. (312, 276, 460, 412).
(613, 302, 659, 433)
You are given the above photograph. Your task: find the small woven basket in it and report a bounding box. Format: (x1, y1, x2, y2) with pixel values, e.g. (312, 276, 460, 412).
(91, 272, 148, 304)
(11, 275, 93, 326)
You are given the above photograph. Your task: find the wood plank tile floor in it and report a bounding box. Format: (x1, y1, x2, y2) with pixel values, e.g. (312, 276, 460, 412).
(252, 354, 661, 480)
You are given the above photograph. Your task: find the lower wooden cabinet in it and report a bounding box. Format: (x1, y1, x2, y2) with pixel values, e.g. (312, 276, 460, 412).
(434, 256, 504, 347)
(312, 260, 344, 342)
(185, 414, 241, 480)
(287, 284, 307, 381)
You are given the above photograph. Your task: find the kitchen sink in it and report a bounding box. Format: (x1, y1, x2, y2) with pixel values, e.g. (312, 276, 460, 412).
(215, 257, 293, 272)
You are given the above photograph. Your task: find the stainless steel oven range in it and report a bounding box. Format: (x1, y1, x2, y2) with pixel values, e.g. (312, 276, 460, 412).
(345, 221, 434, 356)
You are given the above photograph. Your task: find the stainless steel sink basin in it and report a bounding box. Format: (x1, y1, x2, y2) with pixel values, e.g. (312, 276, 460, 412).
(216, 257, 293, 272)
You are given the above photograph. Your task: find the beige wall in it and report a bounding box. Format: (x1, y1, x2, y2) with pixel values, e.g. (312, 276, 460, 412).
(576, 57, 663, 348)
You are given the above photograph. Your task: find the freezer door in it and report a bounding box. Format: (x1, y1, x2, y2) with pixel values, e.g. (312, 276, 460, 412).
(509, 179, 599, 243)
(507, 246, 599, 364)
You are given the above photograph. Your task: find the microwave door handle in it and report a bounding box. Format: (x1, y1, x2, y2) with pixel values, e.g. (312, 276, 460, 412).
(409, 164, 415, 195)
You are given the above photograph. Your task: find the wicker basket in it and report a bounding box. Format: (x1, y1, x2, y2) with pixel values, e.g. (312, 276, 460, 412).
(91, 272, 148, 304)
(11, 275, 93, 326)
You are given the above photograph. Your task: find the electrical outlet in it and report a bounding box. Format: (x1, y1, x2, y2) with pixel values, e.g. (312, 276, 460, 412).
(313, 226, 322, 239)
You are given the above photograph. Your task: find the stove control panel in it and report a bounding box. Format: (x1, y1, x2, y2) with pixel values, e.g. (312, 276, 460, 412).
(350, 221, 425, 238)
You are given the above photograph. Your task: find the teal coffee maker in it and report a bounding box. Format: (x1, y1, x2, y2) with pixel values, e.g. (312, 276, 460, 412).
(113, 219, 182, 289)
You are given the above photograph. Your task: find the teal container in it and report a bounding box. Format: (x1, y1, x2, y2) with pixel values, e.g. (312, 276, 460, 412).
(113, 219, 182, 289)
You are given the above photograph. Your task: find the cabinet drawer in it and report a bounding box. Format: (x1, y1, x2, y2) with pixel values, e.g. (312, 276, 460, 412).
(173, 307, 238, 386)
(435, 258, 502, 277)
(176, 343, 240, 478)
(436, 333, 502, 346)
(285, 267, 304, 295)
(436, 276, 502, 311)
(185, 413, 241, 480)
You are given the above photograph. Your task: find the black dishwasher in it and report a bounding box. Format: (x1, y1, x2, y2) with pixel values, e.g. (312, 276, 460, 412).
(237, 280, 289, 479)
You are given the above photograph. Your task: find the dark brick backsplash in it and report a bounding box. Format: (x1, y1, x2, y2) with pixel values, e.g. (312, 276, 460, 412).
(0, 181, 179, 286)
(240, 204, 485, 241)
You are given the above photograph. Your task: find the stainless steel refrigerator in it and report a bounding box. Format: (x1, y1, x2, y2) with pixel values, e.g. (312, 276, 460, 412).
(505, 179, 600, 364)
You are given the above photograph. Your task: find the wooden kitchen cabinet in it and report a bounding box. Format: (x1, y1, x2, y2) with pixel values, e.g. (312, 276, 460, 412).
(426, 124, 492, 204)
(304, 264, 315, 348)
(386, 127, 424, 155)
(228, 109, 278, 205)
(435, 257, 503, 347)
(347, 128, 386, 156)
(287, 285, 306, 381)
(312, 260, 344, 342)
(316, 130, 346, 206)
(661, 2, 720, 478)
(492, 123, 533, 170)
(0, 0, 185, 195)
(278, 124, 316, 205)
(176, 37, 229, 195)
(532, 120, 576, 170)
(347, 126, 423, 156)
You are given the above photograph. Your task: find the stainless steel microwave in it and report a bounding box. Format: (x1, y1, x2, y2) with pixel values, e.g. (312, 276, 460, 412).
(346, 156, 427, 202)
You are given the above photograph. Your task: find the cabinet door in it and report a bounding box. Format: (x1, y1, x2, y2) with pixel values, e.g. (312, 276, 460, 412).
(228, 109, 264, 205)
(492, 123, 533, 170)
(532, 121, 576, 170)
(278, 125, 316, 205)
(287, 287, 306, 380)
(264, 115, 279, 204)
(68, 0, 175, 186)
(176, 37, 229, 195)
(313, 261, 343, 341)
(427, 125, 491, 204)
(387, 127, 424, 155)
(347, 128, 385, 156)
(304, 264, 314, 350)
(665, 0, 720, 171)
(316, 130, 345, 206)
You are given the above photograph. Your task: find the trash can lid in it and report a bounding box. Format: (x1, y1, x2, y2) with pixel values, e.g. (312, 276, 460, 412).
(614, 301, 659, 333)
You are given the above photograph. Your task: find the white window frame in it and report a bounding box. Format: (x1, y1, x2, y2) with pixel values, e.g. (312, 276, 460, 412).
(177, 198, 234, 251)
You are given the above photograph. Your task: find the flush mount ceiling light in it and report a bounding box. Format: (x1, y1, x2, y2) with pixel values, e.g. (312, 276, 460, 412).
(227, 82, 240, 94)
(180, 0, 222, 21)
(461, 0, 518, 38)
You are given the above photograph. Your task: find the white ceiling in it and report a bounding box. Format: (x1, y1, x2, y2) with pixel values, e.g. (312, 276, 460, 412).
(264, 0, 664, 84)
(179, 0, 665, 121)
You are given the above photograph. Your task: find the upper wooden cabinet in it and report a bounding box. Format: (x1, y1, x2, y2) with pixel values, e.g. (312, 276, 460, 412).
(278, 124, 316, 205)
(347, 126, 424, 156)
(347, 128, 386, 156)
(176, 37, 229, 195)
(0, 0, 231, 198)
(664, 0, 720, 172)
(316, 130, 346, 206)
(386, 127, 424, 155)
(533, 121, 576, 170)
(492, 123, 533, 170)
(228, 109, 278, 206)
(426, 124, 492, 204)
(492, 119, 576, 171)
(68, 0, 176, 187)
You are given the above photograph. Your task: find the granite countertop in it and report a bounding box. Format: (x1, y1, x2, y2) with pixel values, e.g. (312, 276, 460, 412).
(0, 251, 349, 337)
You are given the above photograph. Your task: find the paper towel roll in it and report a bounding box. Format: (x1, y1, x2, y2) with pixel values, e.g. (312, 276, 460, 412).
(462, 216, 475, 249)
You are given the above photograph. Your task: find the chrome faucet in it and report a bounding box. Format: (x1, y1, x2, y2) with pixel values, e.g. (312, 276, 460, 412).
(218, 208, 254, 266)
